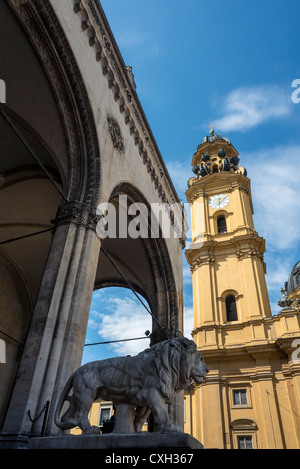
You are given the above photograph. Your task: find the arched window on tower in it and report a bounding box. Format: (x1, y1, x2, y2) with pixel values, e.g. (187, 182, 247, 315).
(226, 295, 238, 322)
(217, 216, 227, 234)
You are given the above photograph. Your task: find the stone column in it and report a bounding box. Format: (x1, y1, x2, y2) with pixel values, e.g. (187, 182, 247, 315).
(1, 203, 101, 438)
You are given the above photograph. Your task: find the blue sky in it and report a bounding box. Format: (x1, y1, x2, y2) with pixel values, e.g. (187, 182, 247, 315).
(82, 0, 300, 363)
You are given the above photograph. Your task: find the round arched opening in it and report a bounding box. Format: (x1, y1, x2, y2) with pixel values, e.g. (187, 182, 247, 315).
(82, 286, 152, 364)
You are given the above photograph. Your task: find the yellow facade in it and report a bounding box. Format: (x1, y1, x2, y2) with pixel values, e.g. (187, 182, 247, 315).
(184, 132, 300, 449)
(71, 400, 113, 435)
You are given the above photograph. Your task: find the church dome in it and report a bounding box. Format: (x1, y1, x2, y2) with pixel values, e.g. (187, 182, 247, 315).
(286, 261, 300, 295)
(189, 131, 248, 185)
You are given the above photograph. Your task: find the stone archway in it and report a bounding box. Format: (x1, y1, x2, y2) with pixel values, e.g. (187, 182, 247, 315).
(95, 182, 181, 344)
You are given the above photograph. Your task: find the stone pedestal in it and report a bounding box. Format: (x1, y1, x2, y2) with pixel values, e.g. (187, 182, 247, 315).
(28, 432, 203, 450)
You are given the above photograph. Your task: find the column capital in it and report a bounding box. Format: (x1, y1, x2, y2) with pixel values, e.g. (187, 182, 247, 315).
(53, 201, 101, 232)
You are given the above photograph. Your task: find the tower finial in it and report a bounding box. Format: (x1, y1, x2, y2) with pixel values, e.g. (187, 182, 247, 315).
(209, 124, 215, 136)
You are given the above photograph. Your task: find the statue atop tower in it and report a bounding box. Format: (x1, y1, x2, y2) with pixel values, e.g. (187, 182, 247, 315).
(188, 131, 247, 188)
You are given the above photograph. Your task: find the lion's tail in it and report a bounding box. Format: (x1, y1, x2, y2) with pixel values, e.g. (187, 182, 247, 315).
(54, 373, 77, 430)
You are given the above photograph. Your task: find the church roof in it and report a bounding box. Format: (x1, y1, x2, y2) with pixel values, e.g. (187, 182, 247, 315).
(189, 130, 247, 182)
(286, 261, 300, 294)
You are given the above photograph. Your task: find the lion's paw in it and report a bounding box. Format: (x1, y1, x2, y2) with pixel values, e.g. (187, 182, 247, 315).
(161, 423, 182, 433)
(83, 425, 100, 435)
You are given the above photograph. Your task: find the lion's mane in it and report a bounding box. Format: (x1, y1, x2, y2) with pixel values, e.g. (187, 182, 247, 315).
(136, 337, 199, 399)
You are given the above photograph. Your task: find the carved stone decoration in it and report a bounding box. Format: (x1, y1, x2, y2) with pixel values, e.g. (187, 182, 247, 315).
(278, 287, 293, 309)
(53, 202, 101, 232)
(54, 337, 209, 435)
(189, 255, 215, 272)
(54, 202, 83, 226)
(107, 115, 124, 152)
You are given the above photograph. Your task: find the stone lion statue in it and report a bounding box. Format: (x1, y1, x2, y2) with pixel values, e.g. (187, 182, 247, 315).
(55, 337, 208, 435)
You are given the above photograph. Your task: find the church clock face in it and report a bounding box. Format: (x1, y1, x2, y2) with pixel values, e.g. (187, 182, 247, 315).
(209, 194, 229, 209)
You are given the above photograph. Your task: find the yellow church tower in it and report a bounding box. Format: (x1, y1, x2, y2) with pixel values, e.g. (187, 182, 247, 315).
(184, 130, 300, 449)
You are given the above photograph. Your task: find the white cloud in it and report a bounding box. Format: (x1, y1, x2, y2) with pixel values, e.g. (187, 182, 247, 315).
(115, 30, 162, 59)
(264, 254, 294, 314)
(183, 306, 194, 339)
(89, 295, 152, 356)
(183, 265, 192, 285)
(166, 159, 192, 197)
(265, 258, 291, 293)
(270, 301, 282, 316)
(246, 144, 300, 250)
(116, 30, 147, 48)
(242, 144, 300, 309)
(212, 85, 291, 132)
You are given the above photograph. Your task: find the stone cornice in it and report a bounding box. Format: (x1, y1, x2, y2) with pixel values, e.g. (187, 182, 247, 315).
(186, 172, 251, 203)
(186, 233, 266, 271)
(72, 2, 180, 201)
(196, 340, 282, 363)
(185, 240, 216, 271)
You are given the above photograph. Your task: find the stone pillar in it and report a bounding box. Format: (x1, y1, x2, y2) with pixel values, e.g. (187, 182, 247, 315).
(1, 205, 101, 438)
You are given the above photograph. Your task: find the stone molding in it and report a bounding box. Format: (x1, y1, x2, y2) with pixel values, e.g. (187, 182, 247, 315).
(187, 233, 265, 272)
(230, 419, 257, 431)
(72, 0, 183, 239)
